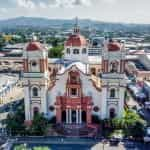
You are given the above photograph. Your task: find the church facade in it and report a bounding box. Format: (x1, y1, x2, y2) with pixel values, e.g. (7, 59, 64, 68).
(23, 24, 127, 125)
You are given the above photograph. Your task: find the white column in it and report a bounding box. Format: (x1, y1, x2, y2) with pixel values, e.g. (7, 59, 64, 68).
(79, 109, 82, 124)
(118, 87, 125, 118)
(41, 86, 47, 114)
(66, 109, 69, 124)
(69, 109, 72, 124)
(101, 87, 107, 119)
(24, 87, 31, 120)
(76, 109, 79, 124)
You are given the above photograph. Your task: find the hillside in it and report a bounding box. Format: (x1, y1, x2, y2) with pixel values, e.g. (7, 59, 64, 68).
(0, 17, 150, 32)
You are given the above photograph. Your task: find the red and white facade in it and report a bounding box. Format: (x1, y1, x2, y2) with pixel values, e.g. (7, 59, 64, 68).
(64, 22, 89, 63)
(23, 34, 126, 125)
(101, 39, 126, 119)
(23, 38, 50, 124)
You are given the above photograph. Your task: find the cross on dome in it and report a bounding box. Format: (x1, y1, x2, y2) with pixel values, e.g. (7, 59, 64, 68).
(32, 35, 38, 42)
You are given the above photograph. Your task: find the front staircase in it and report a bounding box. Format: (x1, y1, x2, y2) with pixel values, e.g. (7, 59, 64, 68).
(55, 123, 99, 137)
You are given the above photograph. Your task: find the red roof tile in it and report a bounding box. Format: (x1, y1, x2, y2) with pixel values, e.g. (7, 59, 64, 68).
(65, 34, 87, 47)
(108, 42, 121, 51)
(26, 41, 45, 51)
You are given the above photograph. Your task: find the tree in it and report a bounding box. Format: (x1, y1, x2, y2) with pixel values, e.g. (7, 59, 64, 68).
(112, 109, 146, 138)
(122, 109, 145, 137)
(48, 45, 64, 58)
(14, 144, 27, 150)
(4, 103, 25, 136)
(29, 113, 48, 136)
(46, 37, 65, 47)
(33, 147, 50, 150)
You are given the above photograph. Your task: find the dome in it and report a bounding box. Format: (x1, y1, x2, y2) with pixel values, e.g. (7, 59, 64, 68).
(26, 41, 45, 51)
(108, 41, 121, 51)
(65, 34, 87, 47)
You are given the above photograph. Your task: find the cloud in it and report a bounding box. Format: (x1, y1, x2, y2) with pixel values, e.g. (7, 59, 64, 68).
(0, 0, 93, 9)
(0, 8, 7, 13)
(102, 0, 117, 4)
(48, 0, 93, 8)
(39, 2, 47, 9)
(16, 0, 35, 9)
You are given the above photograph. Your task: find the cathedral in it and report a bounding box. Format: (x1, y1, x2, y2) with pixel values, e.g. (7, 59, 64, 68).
(23, 23, 127, 126)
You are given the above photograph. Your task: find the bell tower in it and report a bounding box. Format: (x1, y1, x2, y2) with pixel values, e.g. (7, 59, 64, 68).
(101, 39, 126, 119)
(23, 37, 49, 123)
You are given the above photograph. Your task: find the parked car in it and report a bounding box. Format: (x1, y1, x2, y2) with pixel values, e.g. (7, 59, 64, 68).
(144, 127, 150, 142)
(138, 109, 145, 118)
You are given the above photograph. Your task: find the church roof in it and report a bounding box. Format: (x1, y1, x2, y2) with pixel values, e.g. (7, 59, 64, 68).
(65, 34, 87, 47)
(26, 41, 46, 51)
(108, 41, 121, 51)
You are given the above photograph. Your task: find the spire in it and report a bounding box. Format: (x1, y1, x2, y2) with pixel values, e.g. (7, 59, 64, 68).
(73, 17, 80, 34)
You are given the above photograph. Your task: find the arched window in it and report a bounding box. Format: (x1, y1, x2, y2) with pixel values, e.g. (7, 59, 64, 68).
(31, 61, 37, 67)
(66, 48, 70, 54)
(71, 88, 77, 96)
(32, 87, 38, 97)
(110, 88, 115, 98)
(109, 108, 116, 118)
(48, 67, 51, 72)
(82, 48, 86, 54)
(73, 49, 79, 54)
(110, 61, 118, 73)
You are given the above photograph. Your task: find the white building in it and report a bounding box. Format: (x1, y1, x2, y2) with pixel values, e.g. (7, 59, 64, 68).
(23, 26, 127, 126)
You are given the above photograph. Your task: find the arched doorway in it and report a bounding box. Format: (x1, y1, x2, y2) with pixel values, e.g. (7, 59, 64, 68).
(33, 107, 39, 117)
(82, 111, 86, 123)
(109, 108, 116, 119)
(72, 110, 76, 123)
(32, 87, 38, 97)
(62, 111, 66, 123)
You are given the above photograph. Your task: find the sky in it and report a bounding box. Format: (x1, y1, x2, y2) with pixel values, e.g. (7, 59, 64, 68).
(0, 0, 150, 24)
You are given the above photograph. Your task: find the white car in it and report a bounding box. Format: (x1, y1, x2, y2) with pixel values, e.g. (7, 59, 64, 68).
(144, 136, 150, 142)
(144, 127, 150, 142)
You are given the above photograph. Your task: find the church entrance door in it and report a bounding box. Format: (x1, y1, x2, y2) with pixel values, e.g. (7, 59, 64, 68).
(72, 110, 76, 123)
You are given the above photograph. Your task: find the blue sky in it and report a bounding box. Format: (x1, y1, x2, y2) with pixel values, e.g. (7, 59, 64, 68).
(0, 0, 150, 23)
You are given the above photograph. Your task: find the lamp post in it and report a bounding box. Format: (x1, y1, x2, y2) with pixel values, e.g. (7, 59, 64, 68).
(102, 139, 107, 150)
(23, 143, 27, 150)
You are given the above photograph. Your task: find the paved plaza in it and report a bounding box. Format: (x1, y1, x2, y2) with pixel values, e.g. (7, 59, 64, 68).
(9, 137, 150, 150)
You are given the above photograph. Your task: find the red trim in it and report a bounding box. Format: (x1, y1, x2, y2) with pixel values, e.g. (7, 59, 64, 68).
(23, 59, 28, 72)
(55, 70, 93, 124)
(106, 60, 109, 72)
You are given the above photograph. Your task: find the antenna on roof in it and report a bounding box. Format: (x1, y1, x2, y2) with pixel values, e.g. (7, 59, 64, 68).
(74, 16, 80, 34)
(75, 16, 78, 26)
